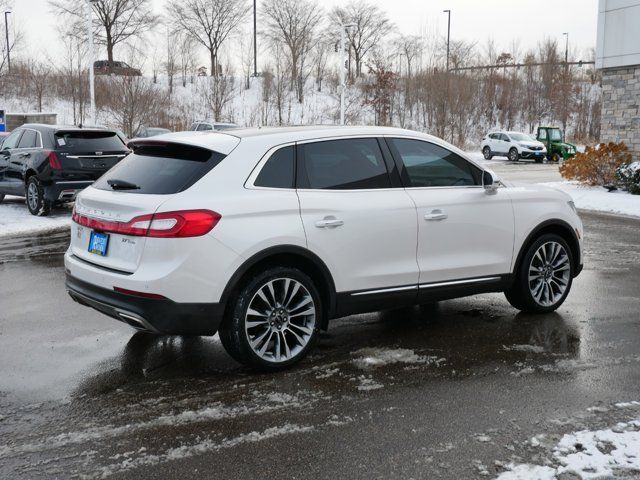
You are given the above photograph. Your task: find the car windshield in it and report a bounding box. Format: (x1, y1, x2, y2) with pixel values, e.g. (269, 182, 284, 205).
(508, 133, 528, 141)
(550, 129, 562, 141)
(54, 131, 126, 152)
(147, 128, 170, 137)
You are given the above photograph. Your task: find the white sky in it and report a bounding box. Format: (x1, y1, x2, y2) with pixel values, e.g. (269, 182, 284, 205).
(14, 0, 598, 70)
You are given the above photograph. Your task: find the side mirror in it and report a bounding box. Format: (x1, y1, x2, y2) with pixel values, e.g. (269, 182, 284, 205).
(483, 170, 499, 194)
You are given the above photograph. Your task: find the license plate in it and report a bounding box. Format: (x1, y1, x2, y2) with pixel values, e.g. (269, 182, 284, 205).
(88, 231, 110, 256)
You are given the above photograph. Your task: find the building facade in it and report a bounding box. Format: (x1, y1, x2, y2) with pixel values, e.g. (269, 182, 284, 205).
(596, 0, 640, 160)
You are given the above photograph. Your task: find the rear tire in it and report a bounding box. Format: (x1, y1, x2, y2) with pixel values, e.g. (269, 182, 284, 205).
(218, 266, 322, 370)
(26, 177, 51, 216)
(482, 146, 493, 160)
(505, 234, 574, 313)
(508, 147, 519, 162)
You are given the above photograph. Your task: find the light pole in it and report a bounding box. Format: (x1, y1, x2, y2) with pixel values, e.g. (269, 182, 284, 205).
(339, 23, 355, 126)
(253, 0, 257, 77)
(562, 32, 568, 64)
(4, 11, 10, 74)
(443, 9, 451, 71)
(85, 0, 97, 126)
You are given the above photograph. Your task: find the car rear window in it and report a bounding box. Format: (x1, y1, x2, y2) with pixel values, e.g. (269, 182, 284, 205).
(93, 142, 226, 194)
(55, 131, 126, 152)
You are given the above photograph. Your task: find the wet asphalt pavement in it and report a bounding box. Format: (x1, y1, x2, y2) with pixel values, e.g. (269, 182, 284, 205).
(1, 161, 640, 479)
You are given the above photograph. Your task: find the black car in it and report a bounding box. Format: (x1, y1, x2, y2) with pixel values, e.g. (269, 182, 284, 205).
(0, 124, 129, 215)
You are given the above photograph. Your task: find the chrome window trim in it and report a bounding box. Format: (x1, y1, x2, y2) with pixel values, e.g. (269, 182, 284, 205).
(348, 276, 503, 297)
(12, 128, 44, 150)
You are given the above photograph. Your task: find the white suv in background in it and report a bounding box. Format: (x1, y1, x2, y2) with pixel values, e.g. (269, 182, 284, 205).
(65, 127, 583, 370)
(481, 131, 547, 162)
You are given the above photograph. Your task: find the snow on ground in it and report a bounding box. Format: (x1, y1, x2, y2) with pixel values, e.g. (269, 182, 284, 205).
(497, 417, 640, 479)
(540, 181, 640, 218)
(351, 347, 445, 370)
(0, 196, 71, 237)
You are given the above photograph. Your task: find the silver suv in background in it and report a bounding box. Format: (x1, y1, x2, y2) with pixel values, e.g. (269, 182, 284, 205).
(189, 121, 238, 132)
(481, 131, 547, 162)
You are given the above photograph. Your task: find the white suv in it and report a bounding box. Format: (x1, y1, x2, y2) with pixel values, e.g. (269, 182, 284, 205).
(65, 127, 583, 370)
(481, 131, 547, 162)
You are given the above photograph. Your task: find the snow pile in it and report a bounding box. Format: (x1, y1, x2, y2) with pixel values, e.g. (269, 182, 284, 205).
(355, 375, 384, 391)
(351, 347, 445, 369)
(540, 181, 640, 218)
(0, 196, 71, 237)
(497, 417, 640, 479)
(503, 344, 546, 353)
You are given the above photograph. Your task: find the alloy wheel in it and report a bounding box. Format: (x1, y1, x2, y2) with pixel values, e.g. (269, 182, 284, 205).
(27, 181, 39, 211)
(244, 277, 316, 363)
(528, 241, 571, 307)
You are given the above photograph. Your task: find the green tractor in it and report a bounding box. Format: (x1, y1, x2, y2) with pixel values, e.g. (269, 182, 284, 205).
(536, 126, 577, 162)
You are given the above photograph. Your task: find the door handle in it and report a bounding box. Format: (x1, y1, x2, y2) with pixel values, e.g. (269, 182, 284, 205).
(424, 210, 448, 221)
(315, 218, 344, 228)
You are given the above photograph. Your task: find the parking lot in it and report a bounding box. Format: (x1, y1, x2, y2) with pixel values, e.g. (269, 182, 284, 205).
(1, 160, 640, 479)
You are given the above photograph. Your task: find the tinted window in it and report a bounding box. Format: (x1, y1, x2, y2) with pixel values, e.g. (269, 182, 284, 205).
(500, 134, 510, 141)
(488, 133, 498, 140)
(2, 130, 22, 150)
(389, 138, 481, 187)
(94, 143, 226, 194)
(255, 146, 294, 188)
(300, 138, 390, 190)
(197, 123, 212, 131)
(17, 130, 37, 148)
(54, 131, 126, 153)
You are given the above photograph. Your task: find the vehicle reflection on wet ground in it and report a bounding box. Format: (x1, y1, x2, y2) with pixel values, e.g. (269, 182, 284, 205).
(0, 211, 639, 479)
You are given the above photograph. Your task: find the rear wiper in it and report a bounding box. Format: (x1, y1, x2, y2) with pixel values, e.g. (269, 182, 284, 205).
(107, 179, 140, 190)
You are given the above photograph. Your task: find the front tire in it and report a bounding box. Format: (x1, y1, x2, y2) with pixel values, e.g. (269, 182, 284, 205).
(508, 147, 519, 162)
(505, 234, 573, 313)
(551, 152, 562, 162)
(482, 146, 493, 160)
(26, 177, 51, 216)
(218, 267, 322, 370)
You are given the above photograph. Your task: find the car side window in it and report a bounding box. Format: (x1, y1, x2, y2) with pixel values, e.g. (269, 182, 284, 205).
(501, 134, 510, 142)
(17, 130, 38, 148)
(299, 138, 390, 190)
(198, 124, 212, 131)
(255, 146, 294, 188)
(389, 138, 481, 188)
(489, 133, 498, 140)
(2, 130, 23, 150)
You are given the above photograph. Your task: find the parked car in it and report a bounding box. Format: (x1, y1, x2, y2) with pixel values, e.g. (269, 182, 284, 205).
(189, 121, 238, 132)
(481, 131, 547, 162)
(65, 126, 583, 370)
(0, 124, 129, 215)
(0, 131, 9, 147)
(94, 60, 142, 76)
(132, 127, 171, 139)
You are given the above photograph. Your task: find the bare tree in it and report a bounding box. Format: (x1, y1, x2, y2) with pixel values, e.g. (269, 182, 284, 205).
(331, 0, 393, 77)
(165, 31, 179, 94)
(28, 61, 53, 112)
(167, 0, 250, 78)
(202, 68, 236, 121)
(49, 0, 157, 65)
(177, 34, 197, 87)
(97, 76, 167, 136)
(263, 0, 323, 103)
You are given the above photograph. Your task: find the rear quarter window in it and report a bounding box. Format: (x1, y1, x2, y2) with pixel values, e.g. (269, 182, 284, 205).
(93, 143, 226, 194)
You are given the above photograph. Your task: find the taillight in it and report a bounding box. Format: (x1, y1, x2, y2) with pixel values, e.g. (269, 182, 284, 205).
(113, 286, 167, 299)
(48, 151, 62, 170)
(72, 209, 221, 238)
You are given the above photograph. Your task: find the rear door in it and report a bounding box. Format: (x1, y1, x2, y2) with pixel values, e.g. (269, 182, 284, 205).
(296, 137, 419, 298)
(54, 130, 128, 180)
(70, 142, 229, 273)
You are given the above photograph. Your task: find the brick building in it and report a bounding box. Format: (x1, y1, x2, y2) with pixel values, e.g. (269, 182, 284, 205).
(596, 0, 640, 160)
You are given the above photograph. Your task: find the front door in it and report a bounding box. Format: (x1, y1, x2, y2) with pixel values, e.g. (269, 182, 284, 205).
(386, 137, 515, 286)
(296, 137, 419, 299)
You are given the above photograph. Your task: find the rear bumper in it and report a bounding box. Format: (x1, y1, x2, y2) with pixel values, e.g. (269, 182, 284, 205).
(65, 273, 224, 335)
(45, 181, 94, 202)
